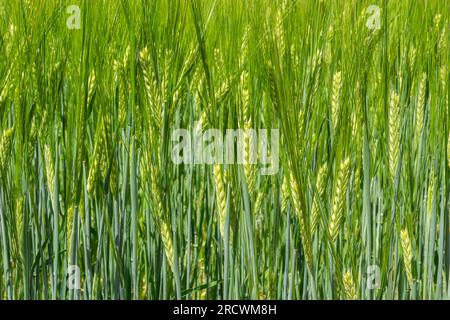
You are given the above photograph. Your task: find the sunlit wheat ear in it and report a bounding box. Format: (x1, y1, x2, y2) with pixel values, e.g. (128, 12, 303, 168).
(15, 197, 24, 257)
(328, 157, 350, 244)
(289, 171, 313, 268)
(427, 169, 435, 217)
(0, 71, 12, 104)
(310, 49, 323, 100)
(389, 90, 400, 181)
(281, 174, 290, 213)
(343, 271, 358, 300)
(311, 163, 327, 235)
(297, 110, 305, 154)
(438, 23, 447, 56)
(415, 73, 427, 142)
(67, 205, 74, 254)
(254, 191, 264, 218)
(87, 120, 106, 196)
(160, 221, 174, 272)
(140, 47, 161, 126)
(213, 164, 227, 238)
(215, 77, 231, 104)
(87, 70, 96, 105)
(275, 9, 285, 60)
(241, 70, 256, 195)
(0, 128, 14, 176)
(408, 47, 416, 73)
(239, 25, 250, 68)
(214, 48, 225, 78)
(44, 145, 55, 200)
(331, 71, 342, 132)
(400, 228, 413, 287)
(324, 25, 334, 65)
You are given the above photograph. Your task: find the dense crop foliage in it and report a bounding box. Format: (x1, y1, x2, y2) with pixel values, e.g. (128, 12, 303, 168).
(0, 0, 449, 300)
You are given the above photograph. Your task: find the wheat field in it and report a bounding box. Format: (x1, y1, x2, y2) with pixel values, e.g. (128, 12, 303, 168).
(0, 0, 449, 300)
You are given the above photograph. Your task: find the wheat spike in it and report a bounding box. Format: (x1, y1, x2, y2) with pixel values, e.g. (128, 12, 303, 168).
(290, 171, 313, 268)
(0, 71, 12, 104)
(241, 70, 256, 195)
(329, 157, 350, 243)
(15, 197, 24, 257)
(324, 26, 334, 65)
(427, 170, 435, 217)
(67, 205, 74, 256)
(311, 163, 327, 235)
(0, 128, 14, 176)
(44, 145, 55, 197)
(87, 70, 96, 105)
(215, 77, 231, 103)
(400, 228, 413, 287)
(140, 47, 162, 127)
(415, 73, 427, 142)
(160, 221, 174, 272)
(331, 71, 342, 131)
(281, 175, 290, 213)
(87, 119, 105, 196)
(275, 9, 285, 60)
(213, 164, 227, 238)
(389, 90, 400, 181)
(409, 47, 416, 73)
(343, 271, 358, 300)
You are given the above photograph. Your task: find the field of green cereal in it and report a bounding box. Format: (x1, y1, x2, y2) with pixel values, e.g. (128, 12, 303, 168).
(0, 0, 449, 300)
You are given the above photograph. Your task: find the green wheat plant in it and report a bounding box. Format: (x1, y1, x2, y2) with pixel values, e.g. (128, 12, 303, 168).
(0, 0, 449, 300)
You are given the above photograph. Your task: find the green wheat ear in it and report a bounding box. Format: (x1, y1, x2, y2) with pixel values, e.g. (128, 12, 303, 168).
(400, 228, 413, 287)
(281, 174, 290, 213)
(331, 71, 342, 132)
(43, 145, 54, 194)
(290, 171, 313, 268)
(159, 221, 174, 273)
(343, 271, 358, 300)
(389, 90, 400, 181)
(415, 73, 427, 143)
(311, 163, 327, 235)
(15, 197, 24, 258)
(213, 164, 227, 238)
(0, 128, 14, 176)
(67, 205, 74, 255)
(329, 157, 350, 244)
